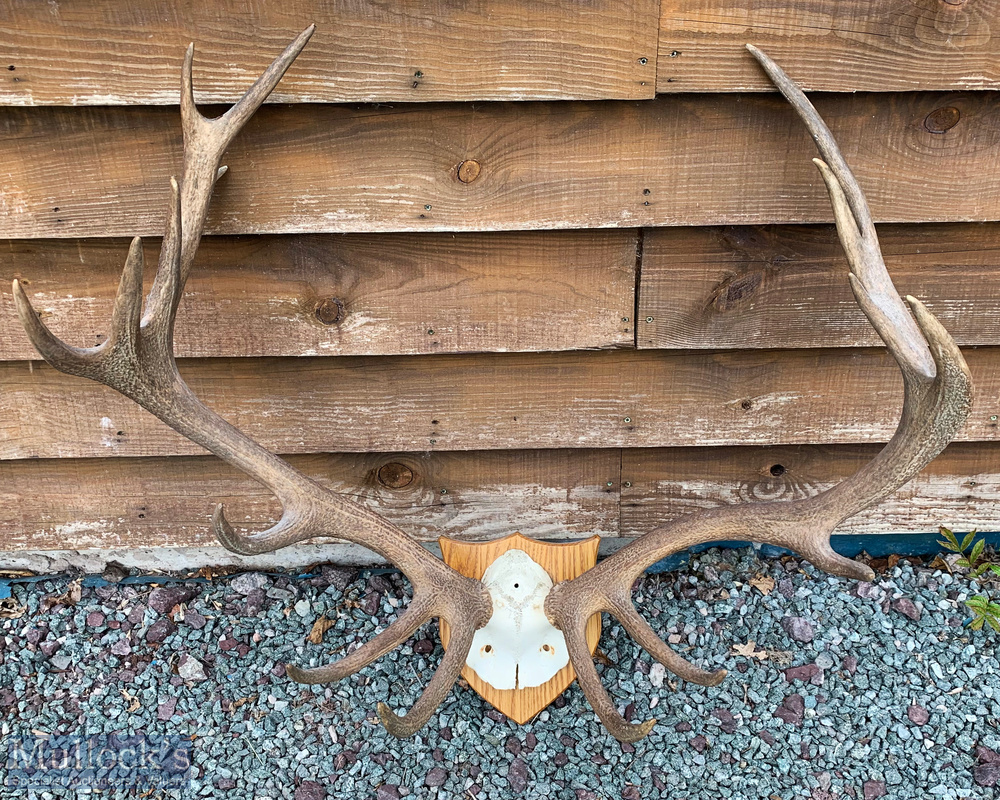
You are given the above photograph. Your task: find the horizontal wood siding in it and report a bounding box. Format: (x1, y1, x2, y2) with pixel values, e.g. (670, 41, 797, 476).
(622, 442, 1000, 536)
(0, 0, 660, 104)
(0, 450, 621, 550)
(0, 231, 637, 358)
(639, 223, 1000, 349)
(3, 92, 999, 239)
(2, 348, 998, 460)
(1, 6, 998, 560)
(657, 0, 1000, 93)
(1, 443, 996, 551)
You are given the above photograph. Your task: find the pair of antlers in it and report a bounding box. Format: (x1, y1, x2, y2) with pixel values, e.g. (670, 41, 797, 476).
(12, 28, 972, 742)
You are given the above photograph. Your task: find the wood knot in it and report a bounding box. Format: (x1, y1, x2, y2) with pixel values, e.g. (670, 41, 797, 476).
(924, 107, 961, 134)
(457, 160, 482, 184)
(711, 270, 763, 311)
(315, 297, 346, 326)
(377, 462, 414, 489)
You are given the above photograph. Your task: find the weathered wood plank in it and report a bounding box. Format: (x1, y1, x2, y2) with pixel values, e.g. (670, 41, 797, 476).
(2, 230, 636, 358)
(3, 92, 999, 239)
(0, 0, 659, 104)
(1, 348, 997, 459)
(657, 0, 1000, 92)
(638, 223, 1000, 349)
(0, 449, 621, 551)
(622, 442, 1000, 536)
(3, 442, 994, 553)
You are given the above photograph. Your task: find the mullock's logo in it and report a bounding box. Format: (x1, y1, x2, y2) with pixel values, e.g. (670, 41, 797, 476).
(5, 733, 191, 793)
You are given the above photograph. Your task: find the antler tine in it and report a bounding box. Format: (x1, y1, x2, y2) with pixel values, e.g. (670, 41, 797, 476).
(143, 25, 315, 327)
(563, 617, 656, 743)
(181, 25, 315, 149)
(287, 596, 436, 684)
(283, 577, 489, 736)
(12, 203, 160, 383)
(376, 616, 480, 738)
(287, 595, 490, 738)
(746, 44, 935, 382)
(14, 30, 493, 737)
(546, 48, 972, 742)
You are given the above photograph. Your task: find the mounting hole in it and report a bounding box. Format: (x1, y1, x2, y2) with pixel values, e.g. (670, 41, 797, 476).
(769, 464, 786, 477)
(541, 644, 552, 653)
(483, 644, 493, 654)
(513, 583, 519, 589)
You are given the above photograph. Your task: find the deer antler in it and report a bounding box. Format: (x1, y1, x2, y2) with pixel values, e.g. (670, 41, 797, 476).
(12, 28, 491, 739)
(11, 37, 972, 744)
(544, 46, 973, 742)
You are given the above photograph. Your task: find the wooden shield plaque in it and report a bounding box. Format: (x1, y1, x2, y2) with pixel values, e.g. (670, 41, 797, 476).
(439, 532, 601, 723)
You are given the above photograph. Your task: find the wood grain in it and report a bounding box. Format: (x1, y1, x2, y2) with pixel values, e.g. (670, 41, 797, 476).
(658, 0, 1000, 92)
(622, 442, 1000, 536)
(3, 92, 999, 239)
(0, 450, 621, 551)
(439, 533, 601, 724)
(1, 230, 636, 358)
(1, 347, 997, 459)
(1, 442, 993, 553)
(0, 0, 659, 104)
(638, 223, 1000, 349)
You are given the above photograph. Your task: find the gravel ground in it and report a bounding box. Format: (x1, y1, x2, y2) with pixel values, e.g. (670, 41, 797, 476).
(1, 546, 999, 800)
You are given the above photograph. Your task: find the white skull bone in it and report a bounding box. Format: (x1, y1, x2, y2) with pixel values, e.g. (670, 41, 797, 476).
(465, 549, 569, 690)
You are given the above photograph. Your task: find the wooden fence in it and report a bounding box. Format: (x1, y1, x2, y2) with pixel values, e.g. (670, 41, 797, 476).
(1, 0, 997, 566)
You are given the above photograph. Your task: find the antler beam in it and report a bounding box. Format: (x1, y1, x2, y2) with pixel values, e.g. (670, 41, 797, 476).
(12, 29, 491, 739)
(544, 46, 973, 742)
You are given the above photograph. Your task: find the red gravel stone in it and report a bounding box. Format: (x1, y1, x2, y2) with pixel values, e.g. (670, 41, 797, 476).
(776, 694, 805, 726)
(424, 767, 447, 787)
(508, 758, 529, 792)
(294, 781, 326, 800)
(785, 664, 821, 682)
(892, 597, 921, 621)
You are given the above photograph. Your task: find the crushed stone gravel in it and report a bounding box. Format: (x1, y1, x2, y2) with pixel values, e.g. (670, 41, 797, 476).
(1, 547, 998, 799)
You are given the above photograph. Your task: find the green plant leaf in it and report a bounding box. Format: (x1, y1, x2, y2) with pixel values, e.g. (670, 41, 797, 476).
(972, 564, 991, 579)
(988, 616, 1000, 632)
(965, 596, 989, 611)
(961, 531, 978, 551)
(971, 538, 986, 565)
(970, 615, 986, 630)
(989, 565, 1000, 577)
(956, 558, 971, 568)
